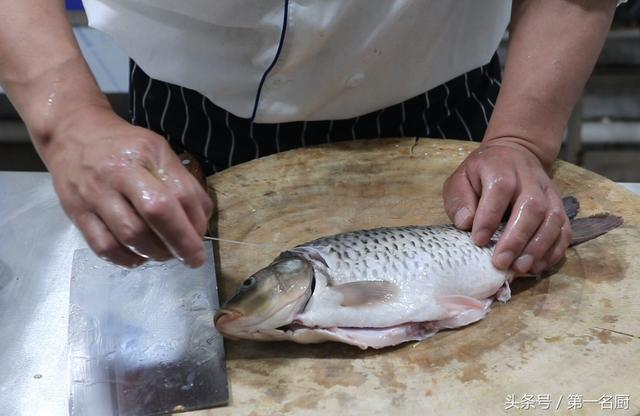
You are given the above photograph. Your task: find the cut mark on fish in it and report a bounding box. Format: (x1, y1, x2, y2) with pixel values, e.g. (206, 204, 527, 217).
(286, 247, 330, 268)
(332, 281, 398, 307)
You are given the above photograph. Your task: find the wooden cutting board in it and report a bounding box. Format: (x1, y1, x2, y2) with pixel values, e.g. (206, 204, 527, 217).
(201, 138, 639, 416)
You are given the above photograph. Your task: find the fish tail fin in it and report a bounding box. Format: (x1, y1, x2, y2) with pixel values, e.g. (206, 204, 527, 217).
(570, 213, 623, 246)
(561, 196, 622, 245)
(562, 196, 580, 220)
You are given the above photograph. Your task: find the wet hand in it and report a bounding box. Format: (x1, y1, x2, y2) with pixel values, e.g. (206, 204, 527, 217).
(46, 107, 213, 268)
(442, 140, 571, 274)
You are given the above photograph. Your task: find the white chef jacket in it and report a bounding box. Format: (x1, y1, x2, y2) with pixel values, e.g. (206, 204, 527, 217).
(83, 1, 512, 122)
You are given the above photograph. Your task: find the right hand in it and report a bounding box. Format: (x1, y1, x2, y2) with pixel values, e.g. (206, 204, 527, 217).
(443, 141, 571, 275)
(45, 107, 213, 268)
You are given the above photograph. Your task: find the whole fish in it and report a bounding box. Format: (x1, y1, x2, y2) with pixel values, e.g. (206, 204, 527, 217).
(214, 198, 622, 349)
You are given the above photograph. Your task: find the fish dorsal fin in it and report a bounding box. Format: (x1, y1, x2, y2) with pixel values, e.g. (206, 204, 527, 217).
(332, 281, 398, 307)
(436, 295, 485, 311)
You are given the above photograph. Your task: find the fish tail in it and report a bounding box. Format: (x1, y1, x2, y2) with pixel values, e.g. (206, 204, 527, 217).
(569, 213, 623, 246)
(562, 196, 580, 220)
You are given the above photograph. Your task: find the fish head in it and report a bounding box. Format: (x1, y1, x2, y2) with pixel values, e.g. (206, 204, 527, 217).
(214, 256, 314, 339)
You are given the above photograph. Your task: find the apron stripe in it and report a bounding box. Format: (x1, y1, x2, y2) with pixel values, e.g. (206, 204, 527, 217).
(399, 101, 406, 137)
(484, 66, 502, 87)
(226, 111, 235, 167)
(130, 62, 138, 123)
(472, 92, 489, 126)
(443, 83, 451, 117)
(326, 119, 333, 143)
(421, 91, 431, 137)
(202, 95, 213, 162)
(375, 108, 385, 138)
(463, 72, 471, 98)
(249, 122, 259, 159)
(455, 108, 473, 140)
(142, 76, 153, 129)
(160, 83, 171, 136)
(180, 87, 190, 146)
(351, 116, 359, 140)
(275, 122, 281, 153)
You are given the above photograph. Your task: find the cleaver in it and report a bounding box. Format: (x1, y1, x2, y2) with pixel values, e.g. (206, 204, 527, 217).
(68, 241, 229, 416)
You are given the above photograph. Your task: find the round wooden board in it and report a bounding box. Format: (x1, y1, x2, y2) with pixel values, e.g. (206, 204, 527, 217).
(200, 138, 640, 416)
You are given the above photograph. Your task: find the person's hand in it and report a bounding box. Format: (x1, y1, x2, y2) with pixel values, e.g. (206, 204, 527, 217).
(442, 140, 571, 274)
(45, 107, 213, 268)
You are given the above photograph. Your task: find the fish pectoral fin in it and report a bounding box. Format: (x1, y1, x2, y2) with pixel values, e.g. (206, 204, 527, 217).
(436, 294, 486, 311)
(332, 281, 398, 307)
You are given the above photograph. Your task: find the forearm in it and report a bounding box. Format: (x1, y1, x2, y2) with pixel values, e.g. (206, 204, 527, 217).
(0, 0, 110, 163)
(484, 0, 617, 169)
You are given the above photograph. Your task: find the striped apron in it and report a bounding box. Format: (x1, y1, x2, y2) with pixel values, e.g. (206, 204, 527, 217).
(130, 53, 501, 175)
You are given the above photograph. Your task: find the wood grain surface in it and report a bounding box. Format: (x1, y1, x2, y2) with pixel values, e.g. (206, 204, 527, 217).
(197, 138, 639, 416)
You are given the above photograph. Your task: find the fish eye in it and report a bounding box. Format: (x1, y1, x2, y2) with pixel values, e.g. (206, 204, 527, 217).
(242, 277, 256, 288)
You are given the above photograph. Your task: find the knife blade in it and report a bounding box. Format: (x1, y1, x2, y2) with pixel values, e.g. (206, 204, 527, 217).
(68, 241, 228, 416)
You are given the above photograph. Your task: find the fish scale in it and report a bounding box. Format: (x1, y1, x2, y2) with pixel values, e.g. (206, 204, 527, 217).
(294, 225, 493, 285)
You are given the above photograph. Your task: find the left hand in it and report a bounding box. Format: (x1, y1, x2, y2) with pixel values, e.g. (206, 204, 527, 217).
(442, 140, 572, 274)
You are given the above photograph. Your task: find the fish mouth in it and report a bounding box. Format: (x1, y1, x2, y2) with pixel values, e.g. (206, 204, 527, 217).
(275, 322, 311, 333)
(213, 299, 307, 338)
(214, 308, 243, 328)
(214, 300, 313, 340)
(217, 322, 318, 342)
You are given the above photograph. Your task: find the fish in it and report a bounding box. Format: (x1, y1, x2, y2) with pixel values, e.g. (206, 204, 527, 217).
(214, 197, 622, 349)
